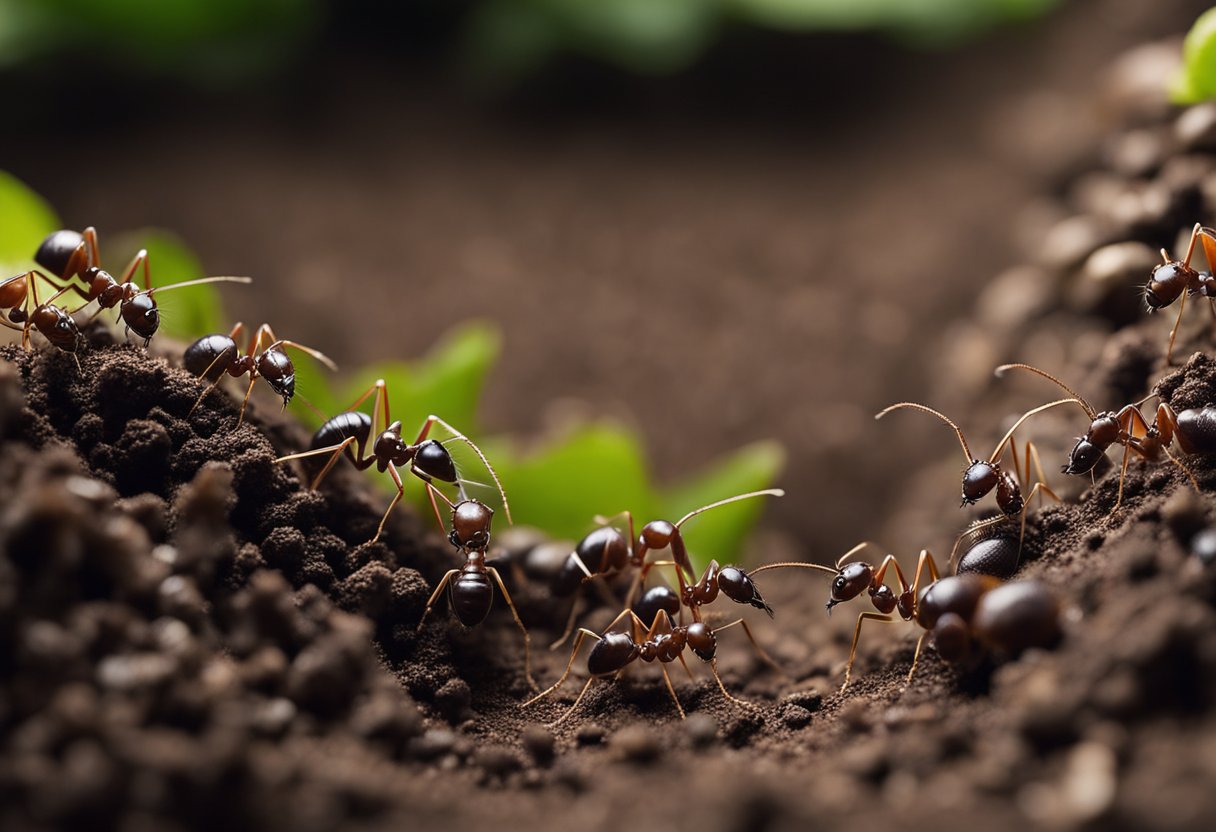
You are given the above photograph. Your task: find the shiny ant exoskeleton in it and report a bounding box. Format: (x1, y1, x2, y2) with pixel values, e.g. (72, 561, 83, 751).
(1144, 223, 1216, 364)
(995, 363, 1212, 512)
(185, 322, 336, 427)
(0, 272, 86, 364)
(751, 543, 1061, 690)
(274, 378, 511, 545)
(548, 489, 783, 646)
(415, 494, 534, 688)
(33, 226, 250, 346)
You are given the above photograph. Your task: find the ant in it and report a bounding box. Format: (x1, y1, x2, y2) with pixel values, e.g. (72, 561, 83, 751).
(995, 363, 1209, 512)
(1144, 223, 1216, 364)
(33, 227, 250, 346)
(274, 378, 510, 545)
(415, 493, 534, 689)
(548, 489, 784, 647)
(750, 543, 1061, 690)
(527, 540, 786, 725)
(0, 272, 86, 364)
(185, 322, 336, 428)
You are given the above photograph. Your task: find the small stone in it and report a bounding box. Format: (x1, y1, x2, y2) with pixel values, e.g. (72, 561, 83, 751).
(976, 265, 1057, 332)
(475, 745, 522, 777)
(252, 697, 296, 737)
(780, 704, 813, 730)
(1176, 102, 1216, 151)
(1069, 242, 1158, 324)
(409, 729, 457, 761)
(839, 698, 873, 733)
(1061, 742, 1117, 822)
(1104, 126, 1171, 177)
(1039, 215, 1111, 272)
(611, 724, 662, 764)
(1162, 489, 1208, 544)
(433, 677, 472, 724)
(683, 712, 717, 747)
(575, 722, 606, 746)
(522, 725, 555, 765)
(1192, 528, 1216, 566)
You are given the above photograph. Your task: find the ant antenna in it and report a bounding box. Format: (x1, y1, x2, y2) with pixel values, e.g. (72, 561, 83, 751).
(674, 488, 785, 528)
(994, 364, 1097, 420)
(876, 402, 973, 463)
(987, 398, 1088, 461)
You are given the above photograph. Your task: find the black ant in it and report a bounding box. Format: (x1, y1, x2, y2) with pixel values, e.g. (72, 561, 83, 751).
(33, 226, 250, 346)
(548, 489, 783, 647)
(415, 493, 534, 689)
(0, 272, 86, 364)
(1144, 223, 1216, 364)
(995, 363, 1209, 512)
(185, 322, 336, 427)
(750, 543, 1061, 690)
(274, 378, 510, 545)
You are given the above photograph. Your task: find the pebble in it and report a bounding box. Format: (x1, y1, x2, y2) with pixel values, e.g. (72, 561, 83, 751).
(575, 723, 605, 746)
(433, 678, 472, 724)
(1176, 102, 1216, 151)
(474, 745, 522, 777)
(1105, 126, 1171, 177)
(1039, 215, 1110, 272)
(521, 725, 555, 764)
(1061, 742, 1118, 822)
(611, 724, 662, 764)
(1069, 241, 1158, 323)
(780, 704, 813, 730)
(1190, 528, 1216, 566)
(408, 729, 457, 761)
(683, 712, 717, 747)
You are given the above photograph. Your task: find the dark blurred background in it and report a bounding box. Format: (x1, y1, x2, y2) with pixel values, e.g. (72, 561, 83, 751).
(0, 0, 1208, 558)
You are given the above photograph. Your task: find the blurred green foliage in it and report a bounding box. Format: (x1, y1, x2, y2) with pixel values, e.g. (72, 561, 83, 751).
(465, 0, 1060, 78)
(294, 321, 786, 568)
(1175, 7, 1216, 104)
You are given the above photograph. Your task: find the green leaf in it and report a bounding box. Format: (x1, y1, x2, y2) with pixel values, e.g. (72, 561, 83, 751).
(0, 170, 59, 267)
(658, 440, 785, 572)
(487, 423, 660, 542)
(1175, 7, 1216, 104)
(107, 229, 234, 341)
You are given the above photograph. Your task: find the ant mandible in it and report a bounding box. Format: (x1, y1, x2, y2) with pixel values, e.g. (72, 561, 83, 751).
(750, 543, 1061, 690)
(995, 363, 1209, 512)
(0, 272, 86, 365)
(415, 492, 534, 689)
(185, 322, 337, 427)
(33, 227, 250, 346)
(548, 489, 783, 647)
(274, 378, 511, 545)
(1144, 223, 1216, 364)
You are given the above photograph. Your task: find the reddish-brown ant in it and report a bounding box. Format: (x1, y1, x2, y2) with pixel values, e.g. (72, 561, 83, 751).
(0, 272, 86, 364)
(527, 542, 784, 724)
(1144, 223, 1216, 364)
(274, 378, 510, 545)
(185, 322, 336, 427)
(750, 543, 1061, 690)
(33, 227, 250, 346)
(995, 363, 1209, 512)
(548, 489, 783, 647)
(415, 493, 534, 689)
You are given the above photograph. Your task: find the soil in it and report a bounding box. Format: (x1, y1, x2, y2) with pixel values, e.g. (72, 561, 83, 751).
(7, 2, 1216, 831)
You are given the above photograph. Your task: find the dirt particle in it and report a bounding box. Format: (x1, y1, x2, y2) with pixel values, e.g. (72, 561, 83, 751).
(1190, 528, 1216, 566)
(780, 703, 813, 729)
(434, 677, 473, 724)
(409, 728, 457, 761)
(684, 712, 718, 747)
(575, 723, 606, 746)
(611, 724, 662, 764)
(475, 744, 523, 779)
(522, 724, 556, 765)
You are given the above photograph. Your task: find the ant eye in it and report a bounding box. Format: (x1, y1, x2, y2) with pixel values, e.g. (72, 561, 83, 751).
(833, 577, 846, 591)
(448, 531, 460, 546)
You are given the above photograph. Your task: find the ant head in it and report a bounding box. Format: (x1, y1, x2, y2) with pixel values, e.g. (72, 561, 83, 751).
(257, 350, 296, 407)
(35, 229, 88, 279)
(374, 425, 413, 467)
(827, 561, 873, 611)
(717, 566, 774, 617)
(640, 520, 676, 549)
(120, 292, 159, 340)
(685, 621, 716, 661)
(449, 499, 493, 550)
(1064, 437, 1106, 475)
(1145, 262, 1190, 309)
(961, 460, 1000, 505)
(414, 439, 458, 484)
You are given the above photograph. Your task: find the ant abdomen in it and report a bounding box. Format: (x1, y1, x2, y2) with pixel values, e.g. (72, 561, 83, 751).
(870, 583, 897, 614)
(451, 569, 493, 627)
(1175, 407, 1216, 455)
(0, 274, 26, 309)
(972, 580, 1061, 654)
(184, 334, 240, 381)
(312, 411, 373, 455)
(914, 574, 997, 631)
(931, 613, 972, 662)
(34, 229, 88, 279)
(634, 585, 680, 628)
(684, 622, 716, 661)
(587, 632, 638, 675)
(552, 526, 630, 596)
(32, 305, 84, 353)
(957, 535, 1021, 579)
(718, 566, 774, 617)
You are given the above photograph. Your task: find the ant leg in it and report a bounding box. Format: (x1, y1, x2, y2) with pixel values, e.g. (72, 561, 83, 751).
(424, 481, 449, 535)
(235, 376, 258, 427)
(905, 631, 931, 684)
(187, 367, 229, 417)
(549, 590, 585, 650)
(708, 659, 752, 709)
(1162, 444, 1201, 492)
(119, 249, 150, 290)
(281, 437, 358, 489)
(83, 227, 101, 269)
(1112, 442, 1132, 514)
(265, 338, 338, 371)
(524, 628, 599, 707)
(660, 664, 686, 719)
(415, 569, 460, 633)
(836, 541, 883, 569)
(949, 516, 1009, 573)
(716, 617, 787, 679)
(488, 566, 537, 690)
(371, 466, 407, 544)
(841, 612, 895, 692)
(1166, 288, 1188, 365)
(426, 415, 512, 525)
(550, 677, 597, 727)
(676, 652, 695, 682)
